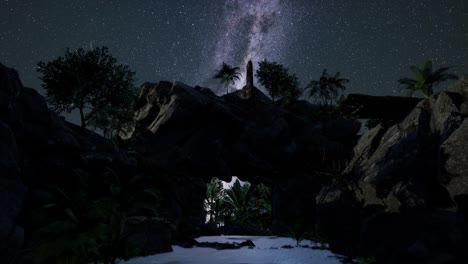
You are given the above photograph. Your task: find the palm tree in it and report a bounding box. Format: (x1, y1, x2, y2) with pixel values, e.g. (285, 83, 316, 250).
(306, 69, 349, 106)
(223, 179, 253, 223)
(398, 60, 458, 98)
(213, 62, 242, 95)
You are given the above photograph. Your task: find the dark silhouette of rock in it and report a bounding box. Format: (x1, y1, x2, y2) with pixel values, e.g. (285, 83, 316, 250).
(124, 81, 360, 183)
(0, 63, 176, 261)
(0, 61, 359, 261)
(340, 94, 422, 120)
(124, 80, 361, 233)
(317, 79, 468, 263)
(0, 64, 27, 263)
(125, 216, 173, 255)
(196, 239, 255, 250)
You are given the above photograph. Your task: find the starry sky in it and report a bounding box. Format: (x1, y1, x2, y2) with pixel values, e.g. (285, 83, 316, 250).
(1, 0, 468, 99)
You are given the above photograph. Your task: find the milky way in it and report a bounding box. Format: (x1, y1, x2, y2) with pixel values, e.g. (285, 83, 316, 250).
(213, 0, 292, 90)
(1, 0, 467, 107)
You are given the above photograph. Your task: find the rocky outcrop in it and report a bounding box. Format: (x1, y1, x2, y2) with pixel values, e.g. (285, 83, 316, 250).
(124, 81, 361, 183)
(1, 61, 362, 262)
(123, 80, 361, 232)
(0, 64, 178, 262)
(0, 64, 27, 263)
(317, 79, 468, 263)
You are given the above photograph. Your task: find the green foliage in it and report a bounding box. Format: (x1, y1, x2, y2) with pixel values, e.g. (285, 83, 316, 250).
(398, 60, 458, 98)
(213, 62, 242, 95)
(204, 178, 272, 230)
(306, 69, 349, 106)
(256, 60, 302, 103)
(288, 222, 308, 247)
(37, 46, 137, 131)
(30, 169, 161, 264)
(205, 177, 225, 224)
(223, 179, 254, 223)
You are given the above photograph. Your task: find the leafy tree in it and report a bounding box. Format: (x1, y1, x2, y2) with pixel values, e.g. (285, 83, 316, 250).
(306, 69, 349, 106)
(256, 60, 302, 102)
(398, 60, 458, 98)
(280, 74, 302, 106)
(213, 62, 242, 95)
(37, 46, 136, 130)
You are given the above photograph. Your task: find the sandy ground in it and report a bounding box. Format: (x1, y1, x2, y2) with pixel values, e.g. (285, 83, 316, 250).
(122, 236, 345, 264)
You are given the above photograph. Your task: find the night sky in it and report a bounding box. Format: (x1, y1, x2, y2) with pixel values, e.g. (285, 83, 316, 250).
(2, 0, 468, 99)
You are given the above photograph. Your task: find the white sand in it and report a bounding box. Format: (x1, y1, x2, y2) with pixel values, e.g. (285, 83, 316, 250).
(122, 236, 344, 264)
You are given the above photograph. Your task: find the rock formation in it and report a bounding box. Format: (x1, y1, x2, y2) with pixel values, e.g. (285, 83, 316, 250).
(316, 76, 468, 263)
(124, 80, 361, 232)
(124, 80, 360, 182)
(242, 60, 254, 99)
(5, 57, 466, 264)
(0, 62, 361, 262)
(0, 63, 26, 264)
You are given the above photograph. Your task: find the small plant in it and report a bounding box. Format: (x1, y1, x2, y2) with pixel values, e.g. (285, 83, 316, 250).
(308, 229, 328, 249)
(288, 222, 309, 247)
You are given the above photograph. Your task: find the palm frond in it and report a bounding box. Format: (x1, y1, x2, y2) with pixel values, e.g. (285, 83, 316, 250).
(410, 66, 424, 81)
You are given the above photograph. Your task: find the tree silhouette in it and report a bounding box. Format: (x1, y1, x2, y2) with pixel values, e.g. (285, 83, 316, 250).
(213, 62, 242, 95)
(398, 60, 458, 98)
(37, 46, 136, 131)
(306, 69, 349, 106)
(256, 60, 302, 103)
(205, 178, 225, 224)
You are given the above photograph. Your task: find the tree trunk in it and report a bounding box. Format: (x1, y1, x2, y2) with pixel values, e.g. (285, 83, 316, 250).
(79, 108, 86, 129)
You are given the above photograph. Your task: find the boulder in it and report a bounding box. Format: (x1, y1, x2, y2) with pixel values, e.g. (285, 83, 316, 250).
(441, 119, 468, 213)
(0, 63, 22, 126)
(125, 216, 173, 255)
(0, 121, 26, 263)
(317, 84, 468, 263)
(0, 64, 27, 263)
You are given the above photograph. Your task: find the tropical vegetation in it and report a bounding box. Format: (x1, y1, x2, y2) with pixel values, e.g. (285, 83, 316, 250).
(306, 69, 349, 106)
(398, 60, 458, 98)
(213, 62, 242, 95)
(256, 60, 302, 103)
(204, 178, 272, 230)
(29, 169, 162, 264)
